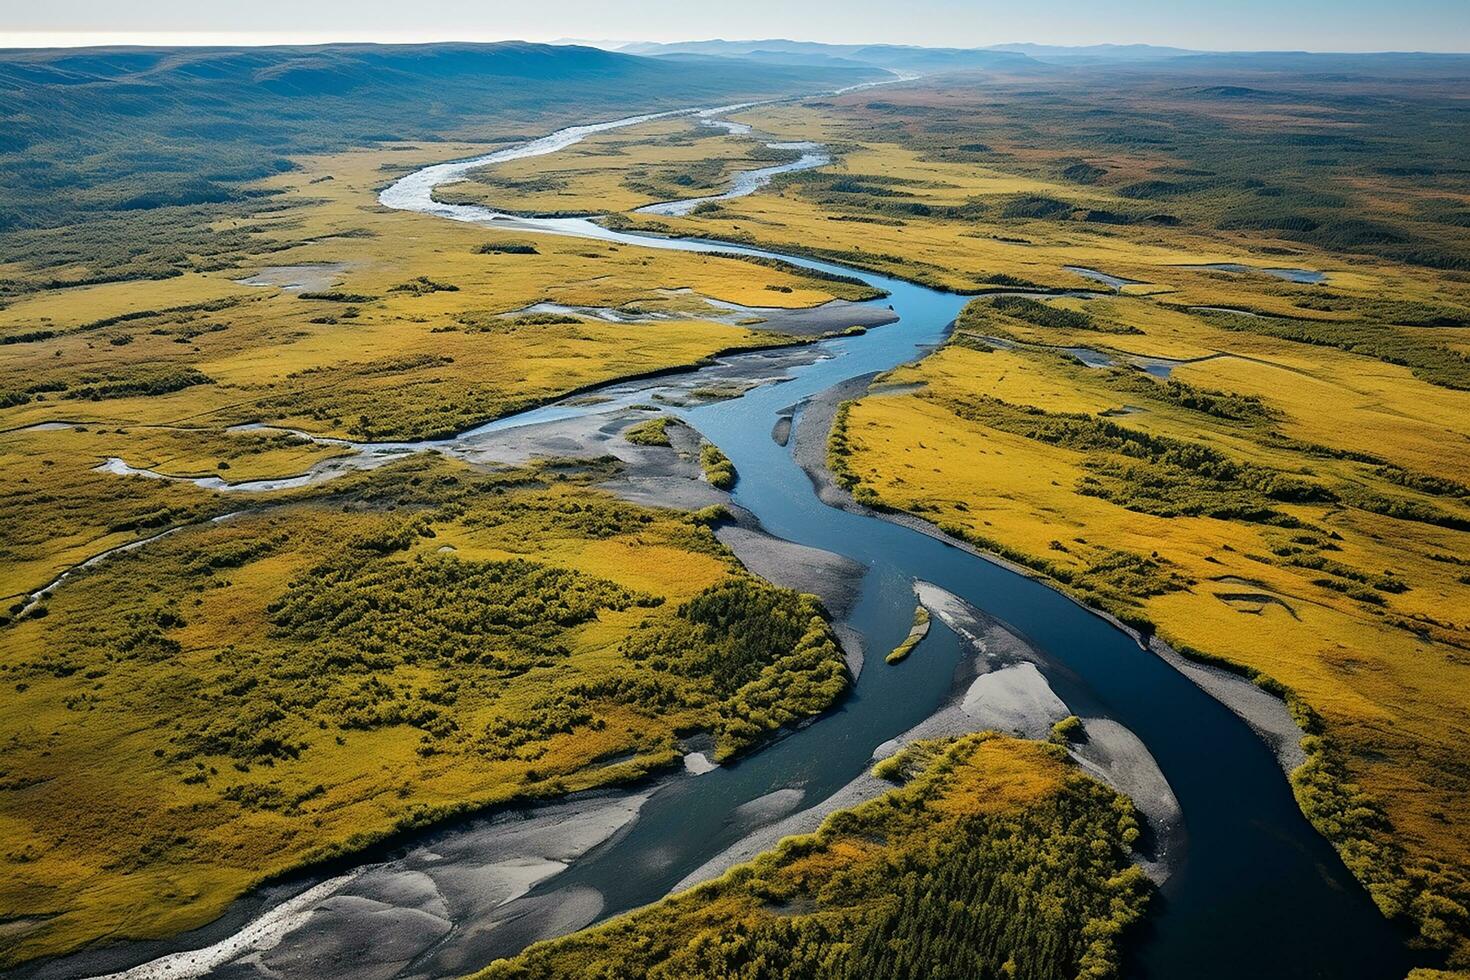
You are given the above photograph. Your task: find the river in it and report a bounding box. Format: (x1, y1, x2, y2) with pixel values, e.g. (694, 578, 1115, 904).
(24, 98, 1410, 980)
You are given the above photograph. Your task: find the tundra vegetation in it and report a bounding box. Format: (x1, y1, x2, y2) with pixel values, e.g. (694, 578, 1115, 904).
(3, 40, 1469, 975)
(623, 415, 677, 446)
(699, 442, 738, 489)
(832, 294, 1470, 960)
(0, 455, 849, 964)
(476, 734, 1149, 980)
(739, 72, 1470, 965)
(885, 604, 931, 664)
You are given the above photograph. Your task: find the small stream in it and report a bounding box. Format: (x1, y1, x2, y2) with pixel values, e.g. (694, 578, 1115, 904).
(27, 99, 1410, 980)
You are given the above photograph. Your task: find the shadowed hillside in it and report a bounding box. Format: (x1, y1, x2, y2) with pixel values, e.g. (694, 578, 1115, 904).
(0, 41, 881, 230)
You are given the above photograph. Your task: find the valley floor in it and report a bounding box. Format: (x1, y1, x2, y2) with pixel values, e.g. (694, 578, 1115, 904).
(3, 59, 1469, 977)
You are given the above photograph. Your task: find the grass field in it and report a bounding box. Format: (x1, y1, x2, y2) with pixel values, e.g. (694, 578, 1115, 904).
(0, 456, 848, 965)
(834, 293, 1470, 961)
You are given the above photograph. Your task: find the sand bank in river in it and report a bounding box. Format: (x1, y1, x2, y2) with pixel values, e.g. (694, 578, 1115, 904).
(678, 581, 1182, 890)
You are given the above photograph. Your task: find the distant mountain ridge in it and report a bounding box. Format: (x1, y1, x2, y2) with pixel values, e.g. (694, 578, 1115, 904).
(984, 42, 1202, 62)
(618, 39, 1040, 73)
(0, 41, 876, 98)
(620, 38, 1470, 72)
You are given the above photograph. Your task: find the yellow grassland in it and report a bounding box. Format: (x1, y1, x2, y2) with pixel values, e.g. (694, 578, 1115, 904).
(837, 304, 1470, 957)
(0, 139, 855, 604)
(0, 459, 804, 965)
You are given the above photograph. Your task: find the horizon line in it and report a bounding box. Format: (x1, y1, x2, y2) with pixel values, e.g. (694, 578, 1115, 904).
(2, 31, 1468, 56)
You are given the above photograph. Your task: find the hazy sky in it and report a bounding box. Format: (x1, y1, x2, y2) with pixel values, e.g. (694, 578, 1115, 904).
(2, 0, 1467, 52)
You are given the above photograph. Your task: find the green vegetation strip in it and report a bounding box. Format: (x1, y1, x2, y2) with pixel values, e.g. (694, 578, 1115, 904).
(885, 604, 931, 664)
(700, 442, 737, 489)
(624, 416, 676, 446)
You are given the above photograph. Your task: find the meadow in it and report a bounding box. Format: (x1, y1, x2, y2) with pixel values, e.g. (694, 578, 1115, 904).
(754, 72, 1470, 962)
(0, 454, 848, 965)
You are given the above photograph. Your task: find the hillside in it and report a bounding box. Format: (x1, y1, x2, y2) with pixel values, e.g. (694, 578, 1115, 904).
(0, 42, 881, 232)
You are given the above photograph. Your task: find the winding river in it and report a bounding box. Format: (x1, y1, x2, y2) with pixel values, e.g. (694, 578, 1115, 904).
(27, 99, 1411, 980)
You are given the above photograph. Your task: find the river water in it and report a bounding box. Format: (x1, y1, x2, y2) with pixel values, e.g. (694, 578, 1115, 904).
(32, 101, 1409, 980)
(377, 105, 1410, 980)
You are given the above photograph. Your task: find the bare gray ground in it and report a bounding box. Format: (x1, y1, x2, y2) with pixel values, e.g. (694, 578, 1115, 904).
(714, 526, 864, 621)
(701, 297, 899, 336)
(209, 792, 648, 980)
(508, 295, 897, 337)
(233, 264, 349, 292)
(67, 793, 647, 980)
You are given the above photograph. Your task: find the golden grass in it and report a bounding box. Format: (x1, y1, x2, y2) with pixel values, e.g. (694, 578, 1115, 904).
(0, 137, 859, 603)
(0, 459, 779, 965)
(839, 304, 1470, 958)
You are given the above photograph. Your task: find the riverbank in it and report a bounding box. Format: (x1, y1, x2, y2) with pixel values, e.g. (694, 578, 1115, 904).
(787, 369, 1310, 778)
(9, 94, 1416, 980)
(475, 732, 1151, 980)
(676, 579, 1183, 892)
